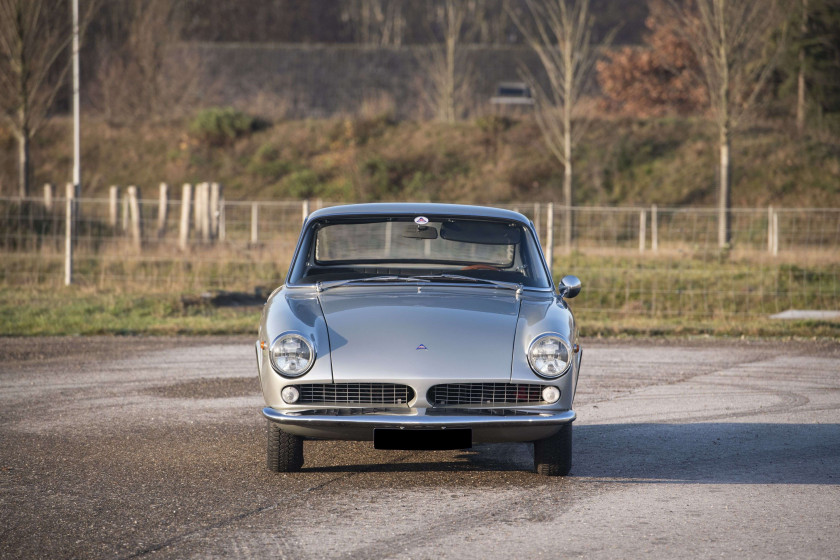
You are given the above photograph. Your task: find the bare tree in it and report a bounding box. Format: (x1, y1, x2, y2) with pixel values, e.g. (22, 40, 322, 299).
(668, 0, 784, 248)
(420, 0, 471, 123)
(91, 0, 199, 122)
(0, 0, 75, 198)
(343, 0, 406, 46)
(510, 0, 603, 249)
(796, 0, 809, 133)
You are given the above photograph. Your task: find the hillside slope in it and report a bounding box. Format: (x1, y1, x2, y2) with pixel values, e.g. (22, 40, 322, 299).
(2, 114, 838, 208)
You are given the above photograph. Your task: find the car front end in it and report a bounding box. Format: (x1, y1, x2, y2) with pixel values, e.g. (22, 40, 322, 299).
(256, 203, 582, 475)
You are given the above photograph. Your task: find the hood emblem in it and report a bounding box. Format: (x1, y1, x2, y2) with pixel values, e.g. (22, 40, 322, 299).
(416, 344, 429, 350)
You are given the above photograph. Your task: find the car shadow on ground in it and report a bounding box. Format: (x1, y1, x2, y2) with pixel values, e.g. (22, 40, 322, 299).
(300, 423, 840, 483)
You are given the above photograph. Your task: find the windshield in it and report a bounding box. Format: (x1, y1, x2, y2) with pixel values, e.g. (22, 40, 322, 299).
(288, 216, 551, 288)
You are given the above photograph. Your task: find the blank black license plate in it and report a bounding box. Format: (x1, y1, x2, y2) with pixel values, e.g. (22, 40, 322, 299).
(373, 428, 472, 450)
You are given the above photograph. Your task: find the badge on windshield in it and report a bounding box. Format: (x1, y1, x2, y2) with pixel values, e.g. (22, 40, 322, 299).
(414, 216, 429, 225)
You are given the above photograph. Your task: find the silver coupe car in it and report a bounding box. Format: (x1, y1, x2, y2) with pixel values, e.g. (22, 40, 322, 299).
(256, 203, 582, 475)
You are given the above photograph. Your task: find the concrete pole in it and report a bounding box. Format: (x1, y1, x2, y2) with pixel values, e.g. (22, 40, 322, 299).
(534, 202, 541, 245)
(302, 199, 310, 223)
(772, 211, 780, 256)
(178, 184, 192, 251)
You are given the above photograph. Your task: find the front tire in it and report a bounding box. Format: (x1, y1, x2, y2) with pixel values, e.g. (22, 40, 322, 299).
(266, 421, 303, 472)
(534, 423, 572, 476)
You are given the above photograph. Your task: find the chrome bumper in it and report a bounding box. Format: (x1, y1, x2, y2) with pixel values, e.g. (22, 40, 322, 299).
(262, 407, 576, 443)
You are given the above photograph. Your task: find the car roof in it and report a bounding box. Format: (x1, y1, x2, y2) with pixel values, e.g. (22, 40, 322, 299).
(306, 203, 530, 224)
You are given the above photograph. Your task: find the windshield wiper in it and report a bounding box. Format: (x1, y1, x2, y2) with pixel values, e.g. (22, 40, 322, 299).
(415, 274, 522, 292)
(317, 275, 430, 292)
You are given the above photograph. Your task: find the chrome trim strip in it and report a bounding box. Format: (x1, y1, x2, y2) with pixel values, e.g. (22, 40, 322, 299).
(262, 407, 575, 428)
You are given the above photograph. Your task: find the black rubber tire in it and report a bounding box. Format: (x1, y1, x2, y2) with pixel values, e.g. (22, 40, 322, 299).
(266, 422, 303, 472)
(533, 423, 572, 476)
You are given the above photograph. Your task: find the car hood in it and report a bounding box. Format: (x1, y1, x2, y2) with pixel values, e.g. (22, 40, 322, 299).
(318, 287, 521, 383)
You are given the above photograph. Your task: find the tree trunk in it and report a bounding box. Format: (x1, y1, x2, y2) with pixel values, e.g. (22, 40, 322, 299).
(718, 123, 732, 248)
(563, 35, 574, 251)
(16, 131, 30, 199)
(796, 0, 808, 133)
(563, 133, 573, 251)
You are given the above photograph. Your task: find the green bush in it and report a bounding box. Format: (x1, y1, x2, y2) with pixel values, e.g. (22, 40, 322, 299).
(189, 107, 258, 146)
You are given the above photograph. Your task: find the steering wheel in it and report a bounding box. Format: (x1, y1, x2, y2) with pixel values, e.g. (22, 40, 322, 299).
(461, 264, 500, 271)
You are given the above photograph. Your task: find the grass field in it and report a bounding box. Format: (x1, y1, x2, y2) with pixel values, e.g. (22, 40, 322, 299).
(2, 249, 837, 339)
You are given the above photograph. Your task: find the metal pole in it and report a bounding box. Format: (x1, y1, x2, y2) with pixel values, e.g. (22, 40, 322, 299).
(64, 183, 75, 286)
(65, 0, 80, 286)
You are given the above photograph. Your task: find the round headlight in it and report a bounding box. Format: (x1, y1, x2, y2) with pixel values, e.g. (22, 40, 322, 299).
(527, 334, 572, 378)
(269, 333, 315, 377)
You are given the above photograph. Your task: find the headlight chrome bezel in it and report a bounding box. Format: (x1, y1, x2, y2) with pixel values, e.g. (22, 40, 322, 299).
(527, 333, 573, 379)
(268, 332, 316, 378)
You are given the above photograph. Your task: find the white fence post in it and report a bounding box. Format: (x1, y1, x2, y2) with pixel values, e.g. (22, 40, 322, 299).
(127, 185, 143, 249)
(251, 202, 259, 244)
(109, 186, 119, 228)
(157, 183, 168, 239)
(210, 182, 221, 242)
(121, 189, 129, 233)
(196, 182, 210, 244)
(651, 204, 658, 253)
(639, 210, 647, 254)
(302, 199, 310, 223)
(767, 206, 774, 254)
(219, 196, 226, 242)
(772, 211, 779, 256)
(43, 183, 53, 211)
(178, 183, 192, 251)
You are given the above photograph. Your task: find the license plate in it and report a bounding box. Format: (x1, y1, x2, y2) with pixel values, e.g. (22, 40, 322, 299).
(373, 428, 472, 450)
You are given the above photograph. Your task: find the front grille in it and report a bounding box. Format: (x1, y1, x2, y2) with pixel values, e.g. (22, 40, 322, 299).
(427, 383, 548, 406)
(297, 383, 414, 404)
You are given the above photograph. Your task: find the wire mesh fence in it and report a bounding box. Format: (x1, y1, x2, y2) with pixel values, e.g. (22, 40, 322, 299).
(2, 196, 839, 322)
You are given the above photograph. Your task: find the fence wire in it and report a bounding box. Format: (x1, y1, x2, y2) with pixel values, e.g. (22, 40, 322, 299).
(2, 197, 838, 322)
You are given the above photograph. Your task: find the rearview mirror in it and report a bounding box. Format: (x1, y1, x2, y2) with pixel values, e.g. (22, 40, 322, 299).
(402, 225, 438, 239)
(559, 275, 581, 299)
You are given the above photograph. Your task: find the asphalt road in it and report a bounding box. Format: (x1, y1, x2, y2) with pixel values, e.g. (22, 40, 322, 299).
(1, 337, 839, 559)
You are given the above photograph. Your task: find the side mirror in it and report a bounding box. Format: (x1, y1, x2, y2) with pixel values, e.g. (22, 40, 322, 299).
(559, 275, 581, 299)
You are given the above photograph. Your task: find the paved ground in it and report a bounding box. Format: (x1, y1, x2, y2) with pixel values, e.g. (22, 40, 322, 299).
(1, 336, 839, 559)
